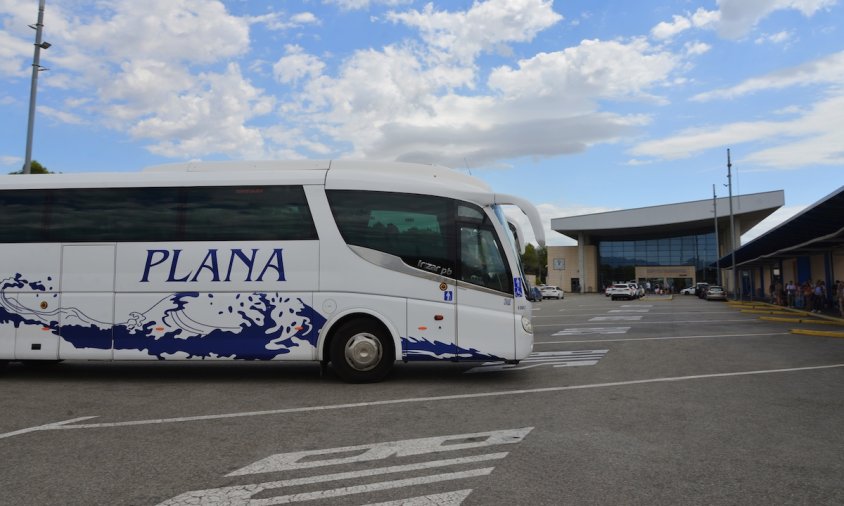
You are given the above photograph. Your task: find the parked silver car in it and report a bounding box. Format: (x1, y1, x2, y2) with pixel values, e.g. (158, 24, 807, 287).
(705, 286, 727, 301)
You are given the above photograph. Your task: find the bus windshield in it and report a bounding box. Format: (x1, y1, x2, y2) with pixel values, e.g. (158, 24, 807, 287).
(492, 205, 528, 288)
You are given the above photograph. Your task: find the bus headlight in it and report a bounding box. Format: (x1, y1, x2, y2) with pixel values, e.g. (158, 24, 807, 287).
(521, 315, 533, 334)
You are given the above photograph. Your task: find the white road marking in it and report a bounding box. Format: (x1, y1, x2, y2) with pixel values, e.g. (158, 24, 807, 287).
(0, 416, 97, 440)
(552, 327, 630, 336)
(535, 319, 753, 327)
(589, 316, 643, 321)
(160, 428, 532, 505)
(229, 428, 531, 475)
(622, 305, 652, 307)
(363, 490, 473, 506)
(535, 332, 791, 345)
(161, 458, 503, 505)
(217, 468, 494, 505)
(609, 309, 650, 313)
(3, 365, 843, 438)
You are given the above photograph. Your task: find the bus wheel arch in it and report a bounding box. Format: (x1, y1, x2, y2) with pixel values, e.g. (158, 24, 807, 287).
(322, 314, 397, 383)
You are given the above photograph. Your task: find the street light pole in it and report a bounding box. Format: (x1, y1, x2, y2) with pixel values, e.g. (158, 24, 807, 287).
(24, 0, 48, 175)
(726, 149, 738, 300)
(713, 184, 720, 287)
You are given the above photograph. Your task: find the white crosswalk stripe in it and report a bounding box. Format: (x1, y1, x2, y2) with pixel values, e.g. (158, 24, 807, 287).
(552, 327, 630, 336)
(589, 315, 643, 321)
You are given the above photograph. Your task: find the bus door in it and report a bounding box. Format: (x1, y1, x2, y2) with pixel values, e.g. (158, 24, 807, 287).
(455, 213, 516, 361)
(58, 244, 115, 359)
(406, 287, 457, 360)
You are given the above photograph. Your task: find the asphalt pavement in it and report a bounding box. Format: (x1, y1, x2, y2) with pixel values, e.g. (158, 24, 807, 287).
(1, 294, 843, 505)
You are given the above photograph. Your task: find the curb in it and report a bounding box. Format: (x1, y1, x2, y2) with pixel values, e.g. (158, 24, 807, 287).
(790, 329, 844, 338)
(760, 316, 842, 325)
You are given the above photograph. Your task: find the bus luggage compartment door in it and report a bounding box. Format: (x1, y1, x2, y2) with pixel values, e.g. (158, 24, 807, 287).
(58, 244, 115, 360)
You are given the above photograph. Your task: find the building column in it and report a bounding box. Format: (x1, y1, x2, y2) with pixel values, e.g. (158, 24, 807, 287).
(578, 233, 586, 293)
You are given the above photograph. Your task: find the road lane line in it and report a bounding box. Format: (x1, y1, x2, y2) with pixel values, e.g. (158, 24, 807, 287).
(535, 319, 754, 327)
(0, 416, 97, 440)
(535, 332, 791, 344)
(3, 363, 842, 438)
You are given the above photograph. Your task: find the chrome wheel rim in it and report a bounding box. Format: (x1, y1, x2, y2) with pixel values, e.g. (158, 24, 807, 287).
(344, 333, 382, 371)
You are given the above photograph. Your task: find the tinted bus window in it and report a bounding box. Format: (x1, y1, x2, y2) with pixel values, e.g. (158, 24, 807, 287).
(49, 187, 181, 242)
(184, 186, 317, 241)
(0, 189, 49, 242)
(327, 190, 457, 277)
(0, 185, 316, 243)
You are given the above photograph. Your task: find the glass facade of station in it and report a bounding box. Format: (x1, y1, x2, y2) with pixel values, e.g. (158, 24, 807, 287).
(598, 231, 718, 289)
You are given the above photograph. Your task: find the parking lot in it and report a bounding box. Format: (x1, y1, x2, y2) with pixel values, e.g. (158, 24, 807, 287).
(2, 294, 843, 505)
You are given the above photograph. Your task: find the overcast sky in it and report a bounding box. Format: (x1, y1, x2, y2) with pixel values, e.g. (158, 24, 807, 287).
(1, 0, 842, 245)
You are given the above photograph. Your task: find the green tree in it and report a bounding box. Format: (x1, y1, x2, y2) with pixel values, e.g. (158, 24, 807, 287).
(521, 243, 538, 277)
(10, 160, 52, 174)
(520, 244, 549, 284)
(536, 246, 547, 284)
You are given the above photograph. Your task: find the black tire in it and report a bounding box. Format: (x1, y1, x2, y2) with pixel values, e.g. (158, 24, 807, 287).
(330, 320, 394, 383)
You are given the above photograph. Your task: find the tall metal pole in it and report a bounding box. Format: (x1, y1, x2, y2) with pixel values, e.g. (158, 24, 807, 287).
(24, 0, 47, 175)
(713, 184, 720, 287)
(727, 149, 738, 299)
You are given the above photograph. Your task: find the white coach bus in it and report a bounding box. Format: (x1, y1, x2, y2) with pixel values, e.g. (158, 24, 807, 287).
(0, 160, 544, 382)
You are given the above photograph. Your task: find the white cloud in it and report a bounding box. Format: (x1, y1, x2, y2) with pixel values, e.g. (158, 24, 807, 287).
(717, 0, 837, 39)
(273, 45, 326, 84)
(126, 63, 274, 159)
(755, 30, 794, 44)
(650, 8, 719, 41)
(250, 11, 320, 30)
(61, 0, 249, 66)
(324, 0, 412, 10)
(39, 105, 86, 125)
(741, 205, 807, 242)
(684, 42, 712, 56)
(0, 0, 278, 160)
(489, 38, 680, 104)
(0, 28, 31, 78)
(651, 15, 692, 40)
(1, 155, 22, 167)
(505, 202, 614, 247)
(692, 50, 844, 101)
(631, 91, 844, 167)
(386, 0, 562, 64)
(277, 22, 686, 166)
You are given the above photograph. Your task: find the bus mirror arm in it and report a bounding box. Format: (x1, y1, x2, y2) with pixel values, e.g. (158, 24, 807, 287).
(493, 193, 545, 247)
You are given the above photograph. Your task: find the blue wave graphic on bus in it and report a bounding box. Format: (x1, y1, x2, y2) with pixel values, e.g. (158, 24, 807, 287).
(1, 274, 325, 360)
(403, 336, 500, 361)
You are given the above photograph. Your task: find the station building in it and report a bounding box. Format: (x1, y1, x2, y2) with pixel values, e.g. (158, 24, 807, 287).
(546, 190, 784, 294)
(546, 186, 844, 300)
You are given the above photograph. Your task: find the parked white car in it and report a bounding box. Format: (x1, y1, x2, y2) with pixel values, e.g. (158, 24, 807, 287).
(541, 286, 565, 299)
(607, 283, 637, 301)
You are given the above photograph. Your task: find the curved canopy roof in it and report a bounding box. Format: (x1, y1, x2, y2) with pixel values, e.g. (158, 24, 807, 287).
(552, 190, 784, 242)
(719, 186, 844, 268)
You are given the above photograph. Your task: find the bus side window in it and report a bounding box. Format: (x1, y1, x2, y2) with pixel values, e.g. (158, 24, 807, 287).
(327, 190, 456, 277)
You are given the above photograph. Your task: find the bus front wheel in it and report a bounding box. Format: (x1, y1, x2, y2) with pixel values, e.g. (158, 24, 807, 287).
(330, 320, 393, 383)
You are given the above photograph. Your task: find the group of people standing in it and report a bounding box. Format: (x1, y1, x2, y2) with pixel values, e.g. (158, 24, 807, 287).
(777, 279, 844, 315)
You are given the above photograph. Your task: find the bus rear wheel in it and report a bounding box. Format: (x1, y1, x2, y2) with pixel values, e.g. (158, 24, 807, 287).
(330, 320, 393, 383)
